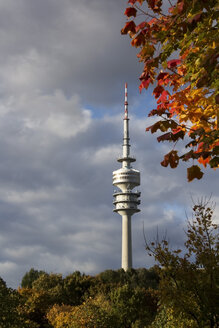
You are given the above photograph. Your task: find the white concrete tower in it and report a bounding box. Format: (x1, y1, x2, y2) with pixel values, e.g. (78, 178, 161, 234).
(113, 83, 140, 271)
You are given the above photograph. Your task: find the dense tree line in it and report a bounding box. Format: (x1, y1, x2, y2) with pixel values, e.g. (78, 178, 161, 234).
(1, 268, 159, 328)
(0, 201, 218, 327)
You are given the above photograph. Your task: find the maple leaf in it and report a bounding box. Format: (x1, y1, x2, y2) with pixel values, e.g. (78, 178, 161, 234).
(157, 132, 172, 142)
(136, 22, 148, 32)
(131, 32, 145, 47)
(161, 150, 179, 168)
(187, 165, 204, 182)
(153, 85, 164, 98)
(121, 21, 136, 35)
(139, 79, 151, 93)
(177, 1, 184, 13)
(167, 59, 182, 69)
(209, 156, 219, 168)
(124, 7, 137, 18)
(148, 18, 157, 26)
(147, 0, 162, 13)
(157, 72, 169, 81)
(128, 0, 138, 4)
(157, 90, 169, 103)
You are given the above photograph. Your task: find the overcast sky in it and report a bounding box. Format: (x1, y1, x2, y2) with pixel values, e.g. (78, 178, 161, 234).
(0, 0, 218, 288)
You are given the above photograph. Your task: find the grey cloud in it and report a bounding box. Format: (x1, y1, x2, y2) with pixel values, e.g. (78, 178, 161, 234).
(0, 0, 141, 106)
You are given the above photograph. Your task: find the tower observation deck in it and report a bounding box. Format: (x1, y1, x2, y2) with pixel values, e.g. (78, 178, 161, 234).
(112, 83, 140, 271)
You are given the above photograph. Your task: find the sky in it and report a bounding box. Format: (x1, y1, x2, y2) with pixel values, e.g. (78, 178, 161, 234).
(0, 0, 218, 288)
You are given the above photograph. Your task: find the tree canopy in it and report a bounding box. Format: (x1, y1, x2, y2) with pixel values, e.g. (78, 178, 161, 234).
(122, 0, 219, 181)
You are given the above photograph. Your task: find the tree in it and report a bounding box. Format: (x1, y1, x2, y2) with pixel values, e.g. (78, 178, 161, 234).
(0, 277, 31, 328)
(63, 271, 93, 306)
(47, 294, 120, 328)
(21, 268, 46, 288)
(110, 284, 158, 327)
(122, 0, 219, 181)
(18, 273, 65, 328)
(149, 305, 197, 328)
(146, 200, 219, 327)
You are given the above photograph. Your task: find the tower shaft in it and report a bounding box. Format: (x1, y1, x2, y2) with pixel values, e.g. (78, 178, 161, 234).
(122, 214, 132, 270)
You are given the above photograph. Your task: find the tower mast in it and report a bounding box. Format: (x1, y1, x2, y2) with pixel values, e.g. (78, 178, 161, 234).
(113, 83, 141, 271)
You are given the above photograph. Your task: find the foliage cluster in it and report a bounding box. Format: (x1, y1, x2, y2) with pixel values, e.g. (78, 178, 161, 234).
(122, 0, 219, 181)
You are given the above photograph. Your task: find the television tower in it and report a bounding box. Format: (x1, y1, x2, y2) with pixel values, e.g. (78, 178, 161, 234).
(113, 83, 141, 271)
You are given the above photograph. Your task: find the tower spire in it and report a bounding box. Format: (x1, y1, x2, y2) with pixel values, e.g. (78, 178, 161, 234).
(112, 83, 141, 271)
(123, 83, 130, 164)
(124, 82, 128, 119)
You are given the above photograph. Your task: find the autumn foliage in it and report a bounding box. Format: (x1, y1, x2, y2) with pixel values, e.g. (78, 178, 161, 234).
(122, 0, 219, 181)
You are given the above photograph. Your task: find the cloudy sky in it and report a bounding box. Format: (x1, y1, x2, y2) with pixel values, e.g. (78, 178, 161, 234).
(0, 0, 218, 288)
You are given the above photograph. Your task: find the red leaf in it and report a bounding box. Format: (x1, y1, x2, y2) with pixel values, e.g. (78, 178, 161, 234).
(172, 127, 182, 135)
(146, 121, 161, 133)
(139, 71, 150, 81)
(124, 7, 137, 17)
(181, 150, 194, 162)
(157, 90, 169, 103)
(129, 0, 144, 4)
(131, 32, 145, 47)
(136, 21, 148, 32)
(167, 59, 181, 69)
(148, 108, 167, 116)
(168, 5, 176, 14)
(121, 21, 136, 35)
(157, 132, 172, 142)
(153, 85, 164, 98)
(139, 79, 151, 93)
(147, 0, 155, 8)
(187, 165, 204, 182)
(157, 72, 170, 85)
(171, 129, 185, 141)
(148, 18, 157, 26)
(147, 0, 162, 12)
(157, 72, 169, 80)
(128, 0, 138, 4)
(177, 1, 184, 13)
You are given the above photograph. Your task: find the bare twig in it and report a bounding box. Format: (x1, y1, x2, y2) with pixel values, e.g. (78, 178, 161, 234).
(134, 4, 158, 19)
